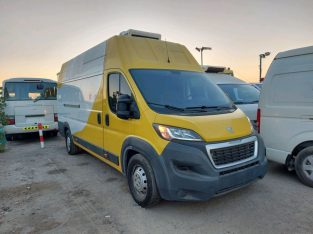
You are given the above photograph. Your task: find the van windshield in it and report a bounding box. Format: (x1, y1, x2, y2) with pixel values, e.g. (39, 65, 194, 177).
(218, 84, 260, 105)
(4, 82, 57, 101)
(130, 69, 235, 115)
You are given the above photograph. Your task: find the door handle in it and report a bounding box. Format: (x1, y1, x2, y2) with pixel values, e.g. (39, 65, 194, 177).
(105, 114, 110, 126)
(97, 113, 101, 124)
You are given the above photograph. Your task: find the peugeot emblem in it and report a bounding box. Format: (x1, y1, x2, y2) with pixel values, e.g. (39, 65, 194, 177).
(226, 127, 234, 133)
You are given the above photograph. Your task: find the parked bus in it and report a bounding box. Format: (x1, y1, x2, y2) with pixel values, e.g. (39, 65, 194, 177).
(57, 29, 267, 207)
(2, 78, 58, 139)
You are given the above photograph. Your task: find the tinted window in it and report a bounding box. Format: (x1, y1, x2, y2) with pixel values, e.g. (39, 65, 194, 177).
(130, 69, 234, 115)
(4, 82, 57, 101)
(108, 73, 132, 113)
(218, 84, 260, 104)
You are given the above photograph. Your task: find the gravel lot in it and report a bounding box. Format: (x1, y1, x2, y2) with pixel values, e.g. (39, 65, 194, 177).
(0, 135, 312, 234)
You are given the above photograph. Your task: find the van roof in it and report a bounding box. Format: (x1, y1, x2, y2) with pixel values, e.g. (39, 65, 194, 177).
(205, 73, 247, 85)
(105, 35, 202, 71)
(59, 33, 202, 83)
(275, 45, 313, 60)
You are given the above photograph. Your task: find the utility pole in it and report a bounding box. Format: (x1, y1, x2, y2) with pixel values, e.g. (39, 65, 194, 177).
(196, 47, 212, 67)
(259, 52, 270, 82)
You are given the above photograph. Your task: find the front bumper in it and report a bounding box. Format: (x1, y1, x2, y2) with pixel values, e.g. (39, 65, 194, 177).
(4, 122, 58, 135)
(156, 134, 267, 201)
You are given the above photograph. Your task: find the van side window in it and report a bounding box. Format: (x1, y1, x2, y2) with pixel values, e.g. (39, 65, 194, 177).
(108, 73, 132, 113)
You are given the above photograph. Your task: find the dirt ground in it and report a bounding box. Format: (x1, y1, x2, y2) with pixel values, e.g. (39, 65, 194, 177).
(0, 135, 312, 234)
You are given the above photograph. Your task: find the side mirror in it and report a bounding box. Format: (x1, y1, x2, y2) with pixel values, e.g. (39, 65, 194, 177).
(116, 94, 131, 119)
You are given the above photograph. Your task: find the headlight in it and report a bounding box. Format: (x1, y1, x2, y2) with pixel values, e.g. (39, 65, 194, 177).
(153, 124, 203, 141)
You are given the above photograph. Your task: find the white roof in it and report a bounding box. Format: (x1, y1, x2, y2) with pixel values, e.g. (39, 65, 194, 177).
(119, 29, 161, 40)
(276, 45, 313, 59)
(3, 78, 56, 83)
(205, 73, 247, 85)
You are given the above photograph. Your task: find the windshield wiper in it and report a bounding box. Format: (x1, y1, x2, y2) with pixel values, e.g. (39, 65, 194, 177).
(185, 105, 232, 111)
(147, 102, 185, 112)
(234, 100, 259, 104)
(33, 97, 42, 103)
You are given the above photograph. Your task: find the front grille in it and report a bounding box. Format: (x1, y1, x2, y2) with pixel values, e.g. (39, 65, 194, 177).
(211, 141, 255, 166)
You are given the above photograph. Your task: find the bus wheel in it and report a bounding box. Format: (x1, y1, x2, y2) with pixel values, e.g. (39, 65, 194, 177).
(65, 130, 80, 155)
(127, 154, 161, 207)
(295, 146, 313, 188)
(6, 134, 14, 141)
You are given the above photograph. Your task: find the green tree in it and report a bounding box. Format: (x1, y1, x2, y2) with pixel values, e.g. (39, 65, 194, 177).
(0, 96, 7, 151)
(0, 96, 7, 126)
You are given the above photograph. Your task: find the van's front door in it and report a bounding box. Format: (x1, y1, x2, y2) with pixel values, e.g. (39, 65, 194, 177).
(103, 71, 132, 170)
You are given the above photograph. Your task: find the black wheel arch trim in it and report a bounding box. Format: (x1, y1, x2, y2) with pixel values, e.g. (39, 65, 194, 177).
(58, 121, 70, 137)
(121, 136, 171, 198)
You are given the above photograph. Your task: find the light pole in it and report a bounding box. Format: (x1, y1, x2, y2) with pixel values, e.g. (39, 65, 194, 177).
(196, 47, 212, 67)
(259, 52, 270, 82)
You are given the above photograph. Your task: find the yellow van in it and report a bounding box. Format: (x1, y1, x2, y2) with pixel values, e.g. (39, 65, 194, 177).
(57, 29, 267, 207)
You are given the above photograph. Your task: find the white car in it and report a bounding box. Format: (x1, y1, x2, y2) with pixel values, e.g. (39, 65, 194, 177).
(206, 73, 260, 129)
(2, 78, 58, 139)
(259, 45, 313, 187)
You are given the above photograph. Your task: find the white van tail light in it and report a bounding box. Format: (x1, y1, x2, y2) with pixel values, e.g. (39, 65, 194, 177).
(54, 113, 58, 122)
(7, 116, 15, 125)
(257, 109, 261, 133)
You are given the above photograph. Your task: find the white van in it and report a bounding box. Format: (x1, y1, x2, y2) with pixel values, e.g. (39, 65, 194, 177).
(259, 46, 313, 187)
(3, 78, 58, 139)
(206, 73, 260, 129)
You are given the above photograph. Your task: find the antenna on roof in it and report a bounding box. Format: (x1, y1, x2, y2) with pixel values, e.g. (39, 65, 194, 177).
(165, 39, 171, 63)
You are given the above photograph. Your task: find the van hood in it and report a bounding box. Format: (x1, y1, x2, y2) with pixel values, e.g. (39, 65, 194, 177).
(154, 109, 252, 142)
(236, 103, 258, 121)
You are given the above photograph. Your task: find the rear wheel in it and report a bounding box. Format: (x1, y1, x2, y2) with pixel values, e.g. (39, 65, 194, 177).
(5, 134, 14, 141)
(127, 154, 161, 208)
(65, 130, 80, 155)
(295, 146, 313, 188)
(50, 131, 58, 137)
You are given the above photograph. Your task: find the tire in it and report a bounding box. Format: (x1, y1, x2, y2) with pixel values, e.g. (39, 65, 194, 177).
(5, 134, 14, 141)
(51, 131, 58, 137)
(127, 154, 161, 207)
(295, 146, 313, 188)
(65, 129, 80, 155)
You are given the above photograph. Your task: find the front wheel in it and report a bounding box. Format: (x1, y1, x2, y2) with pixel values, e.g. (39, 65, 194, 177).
(127, 154, 161, 207)
(295, 146, 313, 187)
